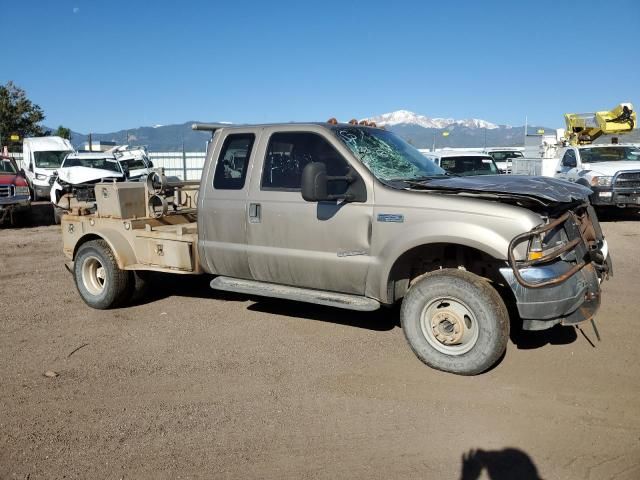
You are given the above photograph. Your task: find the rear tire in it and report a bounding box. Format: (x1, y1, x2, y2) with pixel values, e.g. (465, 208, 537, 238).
(74, 240, 133, 309)
(400, 269, 509, 375)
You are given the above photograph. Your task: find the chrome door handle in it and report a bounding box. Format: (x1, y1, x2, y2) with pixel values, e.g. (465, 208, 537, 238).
(249, 203, 261, 223)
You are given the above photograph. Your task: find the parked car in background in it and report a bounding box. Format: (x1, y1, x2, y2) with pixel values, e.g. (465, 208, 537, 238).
(484, 148, 524, 174)
(0, 155, 31, 225)
(22, 136, 74, 200)
(555, 143, 640, 208)
(50, 148, 153, 223)
(422, 151, 500, 176)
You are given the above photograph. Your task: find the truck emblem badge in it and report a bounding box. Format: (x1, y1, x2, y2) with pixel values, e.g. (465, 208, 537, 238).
(377, 213, 404, 223)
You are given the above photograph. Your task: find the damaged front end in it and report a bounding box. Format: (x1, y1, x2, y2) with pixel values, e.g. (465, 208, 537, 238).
(410, 175, 610, 331)
(500, 203, 611, 331)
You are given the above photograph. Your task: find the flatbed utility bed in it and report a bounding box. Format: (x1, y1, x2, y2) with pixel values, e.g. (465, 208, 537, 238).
(62, 180, 202, 274)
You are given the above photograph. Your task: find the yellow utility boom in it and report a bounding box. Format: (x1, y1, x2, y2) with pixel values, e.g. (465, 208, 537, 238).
(564, 102, 636, 145)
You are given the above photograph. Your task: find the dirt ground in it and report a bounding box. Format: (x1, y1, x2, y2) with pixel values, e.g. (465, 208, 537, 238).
(1, 204, 639, 480)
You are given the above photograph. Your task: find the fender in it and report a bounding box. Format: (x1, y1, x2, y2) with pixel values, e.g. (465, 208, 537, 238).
(73, 228, 137, 270)
(365, 220, 518, 303)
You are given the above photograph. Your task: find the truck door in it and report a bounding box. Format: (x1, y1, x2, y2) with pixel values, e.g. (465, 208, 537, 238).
(246, 130, 374, 295)
(556, 148, 578, 181)
(198, 130, 258, 278)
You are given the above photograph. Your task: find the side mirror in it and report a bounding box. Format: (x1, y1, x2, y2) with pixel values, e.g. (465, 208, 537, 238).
(28, 162, 33, 172)
(147, 160, 154, 168)
(301, 162, 365, 203)
(121, 163, 130, 178)
(19, 168, 27, 178)
(301, 162, 329, 202)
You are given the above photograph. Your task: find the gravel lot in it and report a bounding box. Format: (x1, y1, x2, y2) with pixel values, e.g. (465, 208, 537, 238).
(1, 205, 639, 479)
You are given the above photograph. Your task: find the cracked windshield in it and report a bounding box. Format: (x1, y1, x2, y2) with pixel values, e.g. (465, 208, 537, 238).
(333, 127, 445, 181)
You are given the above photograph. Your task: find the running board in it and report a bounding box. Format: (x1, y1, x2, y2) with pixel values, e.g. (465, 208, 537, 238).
(210, 276, 380, 312)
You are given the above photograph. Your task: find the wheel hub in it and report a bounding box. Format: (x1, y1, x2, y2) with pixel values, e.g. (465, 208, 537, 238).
(431, 310, 464, 345)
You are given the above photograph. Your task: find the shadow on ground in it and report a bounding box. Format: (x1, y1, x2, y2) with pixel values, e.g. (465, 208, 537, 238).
(595, 207, 640, 223)
(0, 202, 56, 228)
(130, 272, 399, 332)
(459, 447, 542, 480)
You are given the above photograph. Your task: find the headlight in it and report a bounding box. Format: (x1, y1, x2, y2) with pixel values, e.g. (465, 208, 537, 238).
(527, 233, 544, 261)
(35, 173, 48, 180)
(526, 228, 568, 262)
(591, 176, 612, 187)
(15, 186, 30, 196)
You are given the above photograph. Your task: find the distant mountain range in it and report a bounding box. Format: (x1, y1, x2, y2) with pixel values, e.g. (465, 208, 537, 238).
(54, 109, 639, 152)
(62, 122, 212, 152)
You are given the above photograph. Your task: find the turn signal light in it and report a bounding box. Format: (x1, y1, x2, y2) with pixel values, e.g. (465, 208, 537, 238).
(528, 251, 544, 261)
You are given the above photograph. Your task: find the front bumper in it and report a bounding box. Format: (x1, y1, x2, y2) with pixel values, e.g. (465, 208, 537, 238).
(34, 184, 52, 199)
(0, 196, 31, 210)
(501, 204, 610, 331)
(589, 186, 640, 206)
(500, 259, 604, 330)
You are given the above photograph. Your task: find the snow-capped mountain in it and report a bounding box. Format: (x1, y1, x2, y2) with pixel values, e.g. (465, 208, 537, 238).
(366, 110, 500, 130)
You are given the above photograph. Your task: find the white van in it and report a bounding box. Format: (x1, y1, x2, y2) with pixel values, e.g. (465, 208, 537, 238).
(22, 136, 74, 200)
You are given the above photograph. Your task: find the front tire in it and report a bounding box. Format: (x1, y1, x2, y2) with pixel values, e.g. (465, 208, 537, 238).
(74, 240, 133, 309)
(400, 269, 509, 375)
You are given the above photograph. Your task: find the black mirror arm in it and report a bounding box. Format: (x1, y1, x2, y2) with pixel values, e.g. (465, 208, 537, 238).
(326, 174, 356, 183)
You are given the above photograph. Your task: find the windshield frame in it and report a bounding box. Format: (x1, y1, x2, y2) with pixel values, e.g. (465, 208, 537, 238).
(438, 155, 499, 176)
(0, 157, 18, 174)
(33, 150, 71, 169)
(331, 125, 447, 182)
(62, 155, 123, 174)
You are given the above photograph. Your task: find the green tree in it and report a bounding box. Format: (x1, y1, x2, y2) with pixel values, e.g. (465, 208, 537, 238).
(0, 81, 45, 150)
(54, 125, 71, 140)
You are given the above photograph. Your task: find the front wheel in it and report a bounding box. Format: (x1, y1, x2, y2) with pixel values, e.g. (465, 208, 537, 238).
(74, 240, 133, 309)
(400, 269, 509, 375)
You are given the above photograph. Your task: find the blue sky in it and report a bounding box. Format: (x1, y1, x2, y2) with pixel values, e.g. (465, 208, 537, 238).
(2, 0, 639, 132)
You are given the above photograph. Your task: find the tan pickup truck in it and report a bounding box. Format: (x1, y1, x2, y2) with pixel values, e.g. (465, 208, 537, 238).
(60, 121, 611, 375)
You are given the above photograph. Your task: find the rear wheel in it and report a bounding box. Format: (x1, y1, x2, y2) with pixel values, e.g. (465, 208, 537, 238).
(74, 240, 133, 309)
(400, 269, 509, 375)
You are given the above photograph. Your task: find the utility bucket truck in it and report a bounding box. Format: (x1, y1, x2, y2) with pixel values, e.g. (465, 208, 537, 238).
(59, 120, 611, 375)
(514, 103, 640, 209)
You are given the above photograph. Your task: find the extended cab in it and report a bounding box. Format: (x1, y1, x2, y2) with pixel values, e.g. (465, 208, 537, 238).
(555, 144, 640, 208)
(60, 122, 611, 375)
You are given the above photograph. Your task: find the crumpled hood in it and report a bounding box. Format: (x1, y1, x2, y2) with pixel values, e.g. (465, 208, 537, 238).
(58, 166, 123, 184)
(583, 161, 640, 176)
(422, 175, 592, 203)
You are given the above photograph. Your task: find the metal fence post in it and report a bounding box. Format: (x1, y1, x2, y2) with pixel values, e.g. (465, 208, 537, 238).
(182, 147, 187, 180)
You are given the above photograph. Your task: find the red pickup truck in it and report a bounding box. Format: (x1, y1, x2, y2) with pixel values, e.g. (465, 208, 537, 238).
(0, 155, 31, 225)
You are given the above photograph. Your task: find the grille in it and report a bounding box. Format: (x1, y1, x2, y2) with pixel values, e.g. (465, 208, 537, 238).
(0, 185, 12, 198)
(614, 172, 640, 190)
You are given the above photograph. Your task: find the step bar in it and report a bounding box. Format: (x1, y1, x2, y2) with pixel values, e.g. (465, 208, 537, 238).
(210, 276, 380, 312)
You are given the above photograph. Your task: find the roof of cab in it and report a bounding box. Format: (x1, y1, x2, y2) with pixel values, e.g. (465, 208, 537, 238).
(191, 122, 382, 132)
